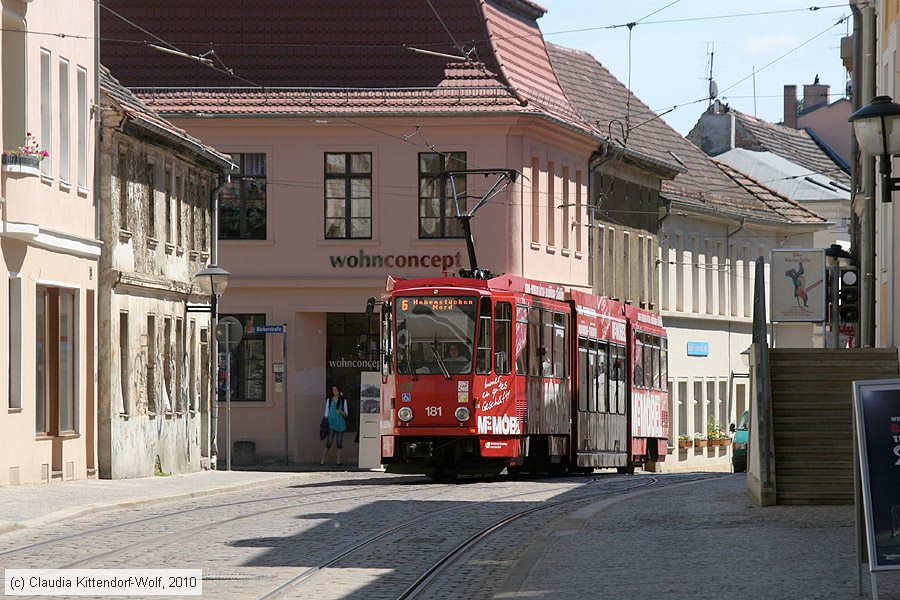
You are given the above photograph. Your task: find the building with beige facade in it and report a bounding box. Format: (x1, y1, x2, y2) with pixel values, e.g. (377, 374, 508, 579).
(0, 0, 99, 485)
(96, 67, 231, 478)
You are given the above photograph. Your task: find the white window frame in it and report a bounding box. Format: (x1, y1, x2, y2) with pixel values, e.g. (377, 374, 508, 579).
(58, 57, 70, 185)
(77, 66, 88, 189)
(40, 48, 52, 177)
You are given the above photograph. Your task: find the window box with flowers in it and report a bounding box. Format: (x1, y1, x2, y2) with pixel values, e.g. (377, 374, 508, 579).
(678, 435, 693, 449)
(3, 133, 48, 176)
(693, 433, 708, 448)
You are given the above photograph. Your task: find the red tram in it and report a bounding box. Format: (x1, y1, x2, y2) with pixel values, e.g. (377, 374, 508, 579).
(372, 274, 668, 479)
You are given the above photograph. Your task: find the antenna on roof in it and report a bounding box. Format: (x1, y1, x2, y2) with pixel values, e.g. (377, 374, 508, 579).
(706, 42, 718, 106)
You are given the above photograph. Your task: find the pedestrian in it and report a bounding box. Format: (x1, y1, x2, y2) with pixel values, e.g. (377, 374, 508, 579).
(321, 384, 349, 466)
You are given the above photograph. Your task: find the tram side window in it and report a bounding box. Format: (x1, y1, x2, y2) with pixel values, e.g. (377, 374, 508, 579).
(660, 338, 668, 388)
(596, 341, 608, 412)
(528, 306, 542, 376)
(652, 335, 661, 389)
(515, 304, 529, 375)
(633, 333, 645, 388)
(578, 337, 589, 411)
(644, 334, 654, 389)
(611, 344, 626, 414)
(541, 309, 553, 377)
(553, 312, 567, 378)
(494, 302, 512, 375)
(586, 340, 597, 411)
(476, 298, 492, 375)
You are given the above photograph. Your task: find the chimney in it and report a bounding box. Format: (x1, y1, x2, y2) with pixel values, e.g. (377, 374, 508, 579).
(688, 102, 735, 157)
(802, 81, 830, 113)
(783, 84, 798, 129)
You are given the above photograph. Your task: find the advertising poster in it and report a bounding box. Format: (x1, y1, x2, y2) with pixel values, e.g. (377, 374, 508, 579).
(853, 379, 900, 571)
(770, 249, 825, 322)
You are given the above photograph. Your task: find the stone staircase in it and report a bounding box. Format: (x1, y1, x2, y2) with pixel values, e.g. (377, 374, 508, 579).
(768, 348, 898, 505)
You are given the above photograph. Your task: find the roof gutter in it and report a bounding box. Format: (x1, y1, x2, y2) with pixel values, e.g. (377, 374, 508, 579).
(666, 197, 831, 231)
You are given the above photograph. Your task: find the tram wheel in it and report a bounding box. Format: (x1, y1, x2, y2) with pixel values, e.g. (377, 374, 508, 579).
(616, 464, 635, 475)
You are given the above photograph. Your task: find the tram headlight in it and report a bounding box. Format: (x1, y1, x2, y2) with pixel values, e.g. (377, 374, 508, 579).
(398, 407, 414, 422)
(455, 406, 471, 422)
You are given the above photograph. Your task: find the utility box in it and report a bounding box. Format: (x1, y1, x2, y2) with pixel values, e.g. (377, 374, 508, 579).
(357, 414, 382, 469)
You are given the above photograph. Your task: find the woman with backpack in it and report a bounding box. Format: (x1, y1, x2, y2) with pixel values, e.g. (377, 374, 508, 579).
(320, 384, 349, 466)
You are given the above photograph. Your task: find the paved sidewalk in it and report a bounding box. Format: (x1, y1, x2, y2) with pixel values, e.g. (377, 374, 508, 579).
(503, 473, 900, 600)
(0, 469, 313, 535)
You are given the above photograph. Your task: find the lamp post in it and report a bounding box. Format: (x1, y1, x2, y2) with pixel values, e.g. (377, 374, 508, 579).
(848, 95, 900, 204)
(189, 265, 230, 469)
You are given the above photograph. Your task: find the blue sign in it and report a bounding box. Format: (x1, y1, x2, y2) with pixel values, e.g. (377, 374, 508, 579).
(687, 342, 709, 357)
(253, 325, 285, 334)
(402, 393, 411, 402)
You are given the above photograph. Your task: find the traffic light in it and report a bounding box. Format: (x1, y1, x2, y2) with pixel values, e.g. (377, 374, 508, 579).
(838, 266, 859, 324)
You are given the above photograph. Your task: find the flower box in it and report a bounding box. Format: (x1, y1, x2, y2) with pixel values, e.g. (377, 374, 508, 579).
(694, 438, 708, 448)
(2, 154, 41, 176)
(678, 439, 693, 449)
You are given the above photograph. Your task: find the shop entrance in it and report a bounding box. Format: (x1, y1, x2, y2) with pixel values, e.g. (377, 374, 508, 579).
(325, 313, 379, 434)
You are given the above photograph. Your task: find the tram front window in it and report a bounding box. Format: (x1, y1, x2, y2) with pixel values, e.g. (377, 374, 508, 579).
(395, 296, 477, 375)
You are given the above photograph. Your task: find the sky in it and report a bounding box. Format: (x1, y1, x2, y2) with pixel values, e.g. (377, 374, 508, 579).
(536, 0, 852, 135)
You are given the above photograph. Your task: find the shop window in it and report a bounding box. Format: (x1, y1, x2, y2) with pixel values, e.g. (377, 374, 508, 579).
(419, 151, 467, 238)
(326, 313, 379, 433)
(324, 152, 372, 239)
(219, 313, 266, 402)
(220, 153, 266, 239)
(35, 287, 77, 434)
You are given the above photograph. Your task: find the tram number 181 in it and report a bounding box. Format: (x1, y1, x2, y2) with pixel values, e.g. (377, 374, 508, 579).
(425, 406, 442, 417)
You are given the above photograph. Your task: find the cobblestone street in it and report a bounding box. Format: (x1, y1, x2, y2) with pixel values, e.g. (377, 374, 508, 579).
(2, 470, 896, 599)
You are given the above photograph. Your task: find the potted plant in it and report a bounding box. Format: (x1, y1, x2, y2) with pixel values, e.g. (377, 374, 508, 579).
(707, 417, 722, 446)
(678, 435, 693, 449)
(2, 132, 49, 174)
(693, 432, 708, 448)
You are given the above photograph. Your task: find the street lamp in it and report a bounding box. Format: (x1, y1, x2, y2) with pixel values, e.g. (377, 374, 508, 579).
(188, 264, 230, 469)
(848, 95, 900, 203)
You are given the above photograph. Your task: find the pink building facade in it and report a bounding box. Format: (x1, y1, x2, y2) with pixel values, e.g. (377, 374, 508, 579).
(100, 0, 675, 465)
(0, 0, 99, 484)
(175, 114, 595, 463)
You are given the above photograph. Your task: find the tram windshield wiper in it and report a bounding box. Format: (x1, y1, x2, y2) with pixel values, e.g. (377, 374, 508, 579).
(432, 340, 451, 379)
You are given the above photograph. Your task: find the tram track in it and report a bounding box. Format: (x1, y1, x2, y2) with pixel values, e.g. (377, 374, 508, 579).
(256, 472, 724, 599)
(0, 474, 438, 561)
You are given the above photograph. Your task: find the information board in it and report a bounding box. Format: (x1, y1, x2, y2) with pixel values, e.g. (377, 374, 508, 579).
(853, 379, 900, 572)
(770, 249, 826, 322)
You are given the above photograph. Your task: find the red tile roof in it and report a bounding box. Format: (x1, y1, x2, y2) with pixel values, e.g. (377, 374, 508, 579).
(99, 0, 580, 124)
(99, 65, 231, 169)
(546, 43, 825, 225)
